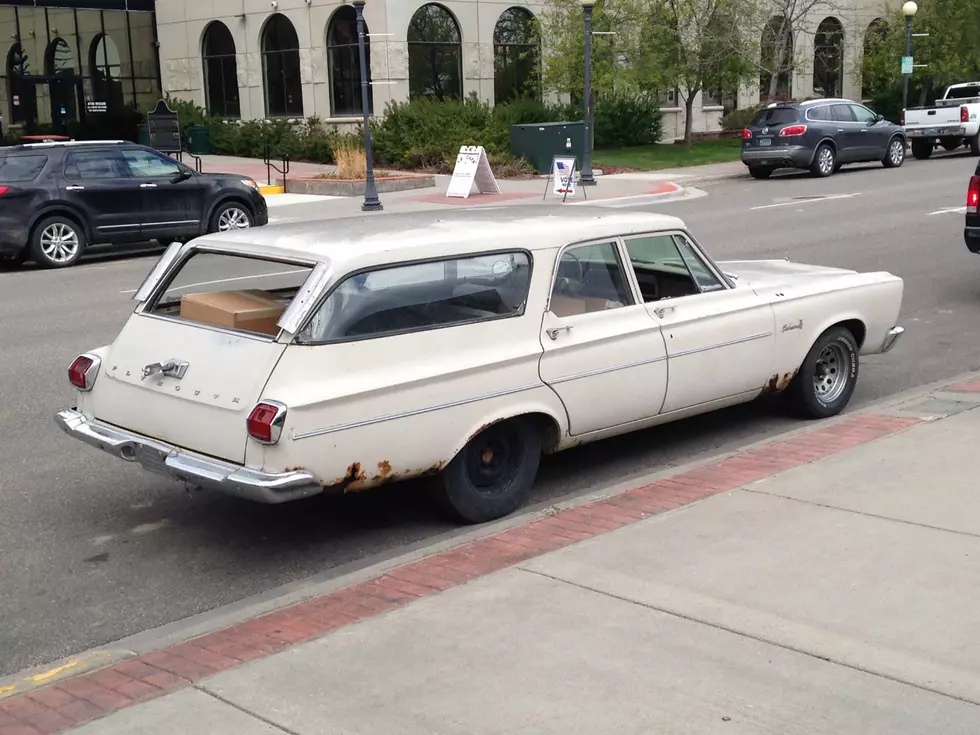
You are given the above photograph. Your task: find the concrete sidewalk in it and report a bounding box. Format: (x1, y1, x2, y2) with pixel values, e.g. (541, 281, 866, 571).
(7, 379, 980, 733)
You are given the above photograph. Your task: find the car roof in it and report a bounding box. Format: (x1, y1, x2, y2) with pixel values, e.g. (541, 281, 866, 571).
(1, 140, 131, 154)
(192, 206, 690, 269)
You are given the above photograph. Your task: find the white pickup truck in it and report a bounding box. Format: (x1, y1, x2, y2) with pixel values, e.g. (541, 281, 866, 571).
(903, 81, 980, 159)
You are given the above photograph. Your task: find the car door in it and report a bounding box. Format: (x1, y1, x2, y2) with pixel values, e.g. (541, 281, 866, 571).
(620, 232, 776, 414)
(538, 240, 669, 436)
(120, 148, 206, 240)
(849, 103, 890, 159)
(60, 149, 142, 241)
(831, 103, 862, 161)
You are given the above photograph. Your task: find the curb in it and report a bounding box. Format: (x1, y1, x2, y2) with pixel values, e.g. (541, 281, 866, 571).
(258, 185, 284, 196)
(4, 373, 980, 733)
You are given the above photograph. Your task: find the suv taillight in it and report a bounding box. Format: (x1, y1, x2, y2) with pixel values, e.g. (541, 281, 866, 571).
(967, 176, 980, 214)
(963, 106, 970, 123)
(779, 125, 807, 137)
(247, 401, 287, 444)
(68, 354, 100, 391)
(741, 128, 752, 139)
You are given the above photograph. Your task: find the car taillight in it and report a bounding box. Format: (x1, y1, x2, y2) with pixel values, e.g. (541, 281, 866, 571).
(962, 106, 970, 123)
(0, 186, 9, 196)
(967, 175, 980, 214)
(741, 128, 752, 139)
(779, 125, 807, 137)
(899, 109, 905, 126)
(68, 354, 100, 391)
(247, 401, 287, 444)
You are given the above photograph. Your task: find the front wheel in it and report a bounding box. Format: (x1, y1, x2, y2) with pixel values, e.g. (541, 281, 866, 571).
(784, 326, 859, 419)
(434, 418, 542, 524)
(911, 139, 934, 159)
(810, 143, 836, 177)
(30, 216, 85, 269)
(209, 202, 253, 233)
(883, 137, 906, 168)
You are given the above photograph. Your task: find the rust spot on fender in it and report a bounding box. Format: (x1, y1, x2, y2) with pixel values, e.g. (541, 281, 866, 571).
(764, 370, 798, 393)
(284, 465, 306, 473)
(376, 460, 392, 479)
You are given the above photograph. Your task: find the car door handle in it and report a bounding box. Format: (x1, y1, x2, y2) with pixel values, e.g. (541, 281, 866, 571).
(65, 185, 84, 191)
(546, 325, 573, 340)
(837, 129, 844, 133)
(654, 306, 675, 318)
(140, 183, 157, 188)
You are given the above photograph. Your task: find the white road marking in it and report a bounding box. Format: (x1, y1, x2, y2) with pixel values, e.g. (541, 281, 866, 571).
(927, 206, 967, 216)
(266, 193, 343, 207)
(119, 268, 308, 294)
(750, 192, 860, 210)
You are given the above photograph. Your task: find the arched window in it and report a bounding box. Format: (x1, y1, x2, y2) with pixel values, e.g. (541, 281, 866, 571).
(327, 5, 372, 116)
(45, 37, 77, 126)
(7, 43, 36, 125)
(760, 16, 792, 102)
(408, 3, 462, 101)
(813, 17, 844, 98)
(862, 18, 888, 99)
(493, 7, 540, 104)
(203, 21, 240, 118)
(90, 34, 124, 112)
(45, 37, 75, 75)
(262, 13, 303, 117)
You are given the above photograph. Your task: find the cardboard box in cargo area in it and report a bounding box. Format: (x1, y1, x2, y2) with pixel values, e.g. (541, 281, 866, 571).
(180, 289, 286, 335)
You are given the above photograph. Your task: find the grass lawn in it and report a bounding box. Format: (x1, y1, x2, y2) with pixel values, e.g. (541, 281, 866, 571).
(594, 138, 742, 171)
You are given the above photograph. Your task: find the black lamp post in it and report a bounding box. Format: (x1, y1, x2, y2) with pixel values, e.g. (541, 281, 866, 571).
(579, 0, 597, 186)
(353, 0, 382, 211)
(901, 1, 917, 122)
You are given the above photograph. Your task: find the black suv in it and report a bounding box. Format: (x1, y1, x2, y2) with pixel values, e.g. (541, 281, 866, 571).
(741, 99, 907, 179)
(0, 141, 268, 268)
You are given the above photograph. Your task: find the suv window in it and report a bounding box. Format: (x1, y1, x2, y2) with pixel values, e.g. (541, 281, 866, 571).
(64, 150, 128, 180)
(550, 242, 632, 317)
(298, 251, 532, 343)
(807, 105, 833, 121)
(849, 104, 877, 123)
(832, 104, 856, 122)
(122, 149, 182, 178)
(751, 107, 798, 126)
(0, 154, 47, 181)
(623, 233, 722, 302)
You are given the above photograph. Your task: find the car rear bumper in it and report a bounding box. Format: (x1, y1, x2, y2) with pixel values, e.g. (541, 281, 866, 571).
(906, 125, 965, 138)
(54, 408, 321, 504)
(880, 326, 905, 354)
(965, 225, 980, 253)
(741, 145, 812, 169)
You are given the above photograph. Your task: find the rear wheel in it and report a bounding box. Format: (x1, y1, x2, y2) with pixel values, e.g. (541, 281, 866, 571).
(911, 138, 934, 159)
(970, 133, 980, 156)
(30, 216, 85, 269)
(748, 166, 773, 180)
(940, 136, 962, 151)
(883, 136, 906, 168)
(810, 143, 836, 177)
(784, 326, 859, 419)
(433, 418, 542, 524)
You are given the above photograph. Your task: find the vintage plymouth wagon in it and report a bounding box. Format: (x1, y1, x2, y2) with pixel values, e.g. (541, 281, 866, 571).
(56, 207, 905, 523)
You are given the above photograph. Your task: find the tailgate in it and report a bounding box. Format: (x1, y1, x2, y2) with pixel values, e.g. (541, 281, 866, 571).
(905, 107, 961, 127)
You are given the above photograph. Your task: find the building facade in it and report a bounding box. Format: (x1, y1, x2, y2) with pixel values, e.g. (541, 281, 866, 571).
(153, 0, 892, 141)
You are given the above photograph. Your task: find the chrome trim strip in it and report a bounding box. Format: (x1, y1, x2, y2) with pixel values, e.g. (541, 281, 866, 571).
(133, 242, 186, 302)
(98, 224, 140, 230)
(551, 353, 667, 384)
(142, 219, 199, 226)
(292, 383, 541, 441)
(670, 331, 773, 359)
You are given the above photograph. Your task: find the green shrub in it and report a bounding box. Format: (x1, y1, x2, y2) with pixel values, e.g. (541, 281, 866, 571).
(592, 90, 663, 148)
(721, 104, 764, 131)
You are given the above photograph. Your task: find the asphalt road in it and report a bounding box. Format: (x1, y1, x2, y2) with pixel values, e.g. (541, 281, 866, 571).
(2, 152, 978, 677)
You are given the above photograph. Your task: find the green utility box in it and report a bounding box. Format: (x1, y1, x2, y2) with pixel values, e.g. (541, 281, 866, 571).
(509, 121, 590, 174)
(137, 123, 149, 146)
(185, 124, 211, 155)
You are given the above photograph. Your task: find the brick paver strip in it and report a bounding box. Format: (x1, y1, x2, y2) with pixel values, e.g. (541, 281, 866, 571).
(0, 412, 920, 735)
(945, 380, 980, 392)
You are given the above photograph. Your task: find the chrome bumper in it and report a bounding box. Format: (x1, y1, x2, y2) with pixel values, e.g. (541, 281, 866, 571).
(54, 409, 322, 504)
(881, 326, 905, 354)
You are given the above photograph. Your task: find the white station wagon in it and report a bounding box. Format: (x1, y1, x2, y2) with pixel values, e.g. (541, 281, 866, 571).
(56, 207, 905, 523)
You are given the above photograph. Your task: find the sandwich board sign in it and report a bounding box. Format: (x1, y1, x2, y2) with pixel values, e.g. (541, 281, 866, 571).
(544, 155, 586, 202)
(446, 145, 501, 198)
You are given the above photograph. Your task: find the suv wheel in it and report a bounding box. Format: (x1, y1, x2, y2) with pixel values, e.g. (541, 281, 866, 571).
(31, 216, 85, 269)
(883, 136, 905, 168)
(210, 202, 253, 233)
(811, 143, 836, 177)
(911, 139, 934, 159)
(970, 133, 980, 156)
(748, 166, 774, 180)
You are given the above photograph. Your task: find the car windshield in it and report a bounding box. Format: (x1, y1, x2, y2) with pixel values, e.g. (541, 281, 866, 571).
(751, 108, 798, 126)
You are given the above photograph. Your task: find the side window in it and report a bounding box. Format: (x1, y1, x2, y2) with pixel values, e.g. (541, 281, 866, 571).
(549, 241, 632, 317)
(298, 251, 532, 343)
(624, 233, 723, 302)
(0, 154, 47, 181)
(122, 149, 182, 178)
(849, 104, 877, 124)
(832, 104, 856, 122)
(64, 151, 127, 180)
(807, 105, 832, 122)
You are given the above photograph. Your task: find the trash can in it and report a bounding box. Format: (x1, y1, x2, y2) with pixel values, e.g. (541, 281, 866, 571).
(509, 121, 589, 174)
(137, 123, 149, 146)
(185, 124, 210, 155)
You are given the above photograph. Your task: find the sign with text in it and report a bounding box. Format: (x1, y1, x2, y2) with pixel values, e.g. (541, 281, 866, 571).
(901, 56, 914, 74)
(551, 156, 578, 199)
(446, 145, 501, 198)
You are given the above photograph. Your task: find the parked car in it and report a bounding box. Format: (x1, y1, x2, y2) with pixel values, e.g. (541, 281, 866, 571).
(0, 140, 267, 269)
(903, 81, 980, 159)
(741, 99, 907, 179)
(965, 166, 980, 253)
(55, 207, 905, 524)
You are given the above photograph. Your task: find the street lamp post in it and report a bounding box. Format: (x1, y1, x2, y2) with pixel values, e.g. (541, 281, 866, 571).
(579, 0, 597, 186)
(353, 0, 382, 212)
(901, 1, 917, 122)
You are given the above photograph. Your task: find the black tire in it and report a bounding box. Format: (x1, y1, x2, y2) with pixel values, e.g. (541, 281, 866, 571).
(882, 136, 905, 168)
(784, 326, 860, 419)
(940, 137, 962, 151)
(911, 139, 934, 159)
(0, 247, 28, 269)
(810, 143, 836, 177)
(434, 418, 542, 524)
(208, 201, 253, 233)
(970, 133, 980, 156)
(748, 166, 773, 180)
(29, 215, 85, 269)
